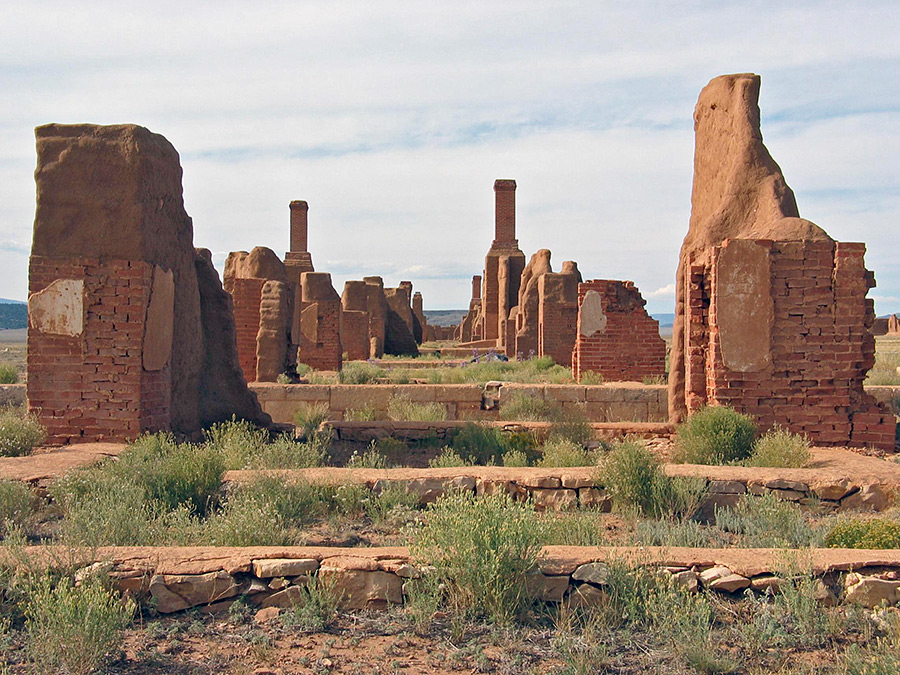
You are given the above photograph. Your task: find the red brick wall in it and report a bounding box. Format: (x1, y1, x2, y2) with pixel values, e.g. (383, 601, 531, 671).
(341, 310, 369, 361)
(298, 300, 342, 371)
(493, 180, 516, 245)
(572, 280, 666, 383)
(27, 256, 170, 443)
(686, 239, 895, 451)
(230, 277, 265, 383)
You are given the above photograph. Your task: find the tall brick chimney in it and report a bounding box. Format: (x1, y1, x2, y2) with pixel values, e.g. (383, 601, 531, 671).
(472, 275, 482, 300)
(289, 200, 308, 253)
(285, 200, 314, 275)
(493, 179, 517, 247)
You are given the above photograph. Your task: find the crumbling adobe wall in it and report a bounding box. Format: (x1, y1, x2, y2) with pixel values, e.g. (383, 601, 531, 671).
(341, 281, 370, 361)
(297, 272, 342, 371)
(224, 247, 290, 383)
(669, 74, 894, 450)
(516, 249, 552, 357)
(537, 262, 581, 367)
(27, 124, 268, 442)
(573, 279, 665, 382)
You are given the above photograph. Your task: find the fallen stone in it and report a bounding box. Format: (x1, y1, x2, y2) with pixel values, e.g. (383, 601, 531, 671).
(259, 586, 305, 609)
(708, 574, 751, 593)
(565, 584, 606, 609)
(671, 570, 699, 593)
(254, 607, 282, 624)
(572, 562, 609, 586)
(812, 479, 856, 502)
(844, 576, 900, 608)
(841, 484, 891, 512)
(525, 573, 569, 602)
(578, 488, 611, 511)
(765, 478, 809, 492)
(749, 575, 783, 594)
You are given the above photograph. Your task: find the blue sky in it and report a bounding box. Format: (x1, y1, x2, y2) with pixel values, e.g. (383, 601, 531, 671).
(1, 1, 898, 313)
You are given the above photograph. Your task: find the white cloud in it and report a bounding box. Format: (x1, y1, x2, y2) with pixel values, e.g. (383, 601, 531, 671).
(0, 2, 898, 313)
(646, 284, 676, 299)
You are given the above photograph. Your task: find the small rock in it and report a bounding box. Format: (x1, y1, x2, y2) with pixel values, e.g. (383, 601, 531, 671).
(750, 575, 783, 594)
(254, 607, 282, 624)
(260, 586, 304, 609)
(814, 579, 838, 607)
(841, 484, 891, 512)
(769, 488, 806, 502)
(572, 562, 609, 586)
(844, 576, 900, 608)
(812, 479, 855, 502)
(708, 574, 751, 593)
(765, 478, 809, 492)
(530, 488, 578, 511)
(671, 570, 699, 592)
(565, 584, 606, 609)
(268, 577, 288, 591)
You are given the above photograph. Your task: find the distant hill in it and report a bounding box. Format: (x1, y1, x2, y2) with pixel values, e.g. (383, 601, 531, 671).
(424, 310, 467, 327)
(0, 304, 26, 330)
(652, 313, 674, 327)
(0, 298, 25, 305)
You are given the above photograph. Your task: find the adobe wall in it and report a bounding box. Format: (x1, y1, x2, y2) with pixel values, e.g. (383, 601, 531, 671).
(537, 270, 580, 366)
(572, 280, 666, 382)
(297, 273, 342, 371)
(27, 123, 268, 442)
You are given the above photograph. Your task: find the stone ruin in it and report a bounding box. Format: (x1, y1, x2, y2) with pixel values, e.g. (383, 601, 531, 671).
(456, 179, 665, 381)
(669, 73, 896, 450)
(27, 124, 269, 444)
(873, 314, 900, 336)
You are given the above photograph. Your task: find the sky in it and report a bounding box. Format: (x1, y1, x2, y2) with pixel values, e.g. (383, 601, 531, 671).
(0, 1, 898, 314)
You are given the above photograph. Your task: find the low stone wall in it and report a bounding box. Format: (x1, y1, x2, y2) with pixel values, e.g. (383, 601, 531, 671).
(224, 449, 899, 513)
(326, 420, 673, 443)
(18, 545, 900, 615)
(248, 382, 668, 425)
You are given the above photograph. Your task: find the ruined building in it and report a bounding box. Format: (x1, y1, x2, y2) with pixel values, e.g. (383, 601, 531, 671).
(572, 280, 666, 382)
(27, 124, 268, 443)
(669, 73, 895, 450)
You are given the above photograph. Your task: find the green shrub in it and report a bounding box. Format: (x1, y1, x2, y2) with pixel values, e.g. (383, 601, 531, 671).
(632, 517, 728, 548)
(204, 417, 269, 470)
(746, 427, 810, 468)
(201, 490, 294, 546)
(825, 518, 900, 549)
(579, 370, 604, 385)
(537, 438, 597, 467)
(450, 423, 509, 466)
(0, 481, 33, 538)
(366, 484, 420, 526)
(344, 404, 377, 421)
(428, 447, 469, 468)
(598, 440, 705, 518)
(115, 433, 224, 515)
(339, 362, 385, 384)
(280, 574, 341, 631)
(501, 449, 530, 467)
(386, 394, 447, 422)
(293, 403, 329, 441)
(346, 442, 388, 469)
(0, 365, 17, 384)
(500, 393, 559, 422)
(0, 409, 46, 457)
(55, 479, 168, 547)
(411, 491, 541, 624)
(24, 573, 135, 675)
(674, 405, 757, 465)
(716, 493, 819, 548)
(246, 434, 329, 469)
(539, 510, 608, 546)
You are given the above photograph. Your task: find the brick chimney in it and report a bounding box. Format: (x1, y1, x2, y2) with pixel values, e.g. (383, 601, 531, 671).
(289, 200, 308, 253)
(493, 179, 517, 247)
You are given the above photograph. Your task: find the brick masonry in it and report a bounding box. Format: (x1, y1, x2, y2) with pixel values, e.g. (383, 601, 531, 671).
(682, 238, 896, 451)
(230, 277, 265, 382)
(28, 256, 170, 443)
(572, 280, 666, 383)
